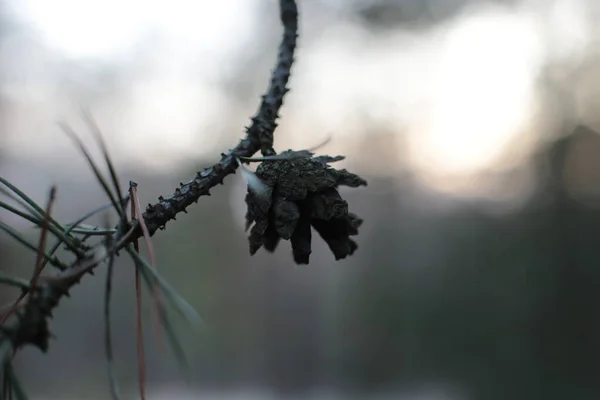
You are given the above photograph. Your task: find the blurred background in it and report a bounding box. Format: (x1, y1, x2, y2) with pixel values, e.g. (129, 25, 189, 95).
(2, 0, 600, 398)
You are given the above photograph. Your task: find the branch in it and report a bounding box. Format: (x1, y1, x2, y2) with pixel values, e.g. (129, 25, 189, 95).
(0, 0, 299, 358)
(140, 0, 298, 237)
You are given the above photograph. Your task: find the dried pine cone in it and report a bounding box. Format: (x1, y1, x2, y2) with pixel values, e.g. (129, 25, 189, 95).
(244, 151, 367, 264)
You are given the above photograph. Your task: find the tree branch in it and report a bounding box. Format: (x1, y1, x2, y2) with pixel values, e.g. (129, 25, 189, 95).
(140, 0, 298, 236)
(0, 0, 298, 357)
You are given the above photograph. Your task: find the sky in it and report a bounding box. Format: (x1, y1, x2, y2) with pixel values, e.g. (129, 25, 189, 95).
(1, 0, 596, 197)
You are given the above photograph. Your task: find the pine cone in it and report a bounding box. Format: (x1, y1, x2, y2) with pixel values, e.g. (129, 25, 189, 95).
(244, 151, 367, 264)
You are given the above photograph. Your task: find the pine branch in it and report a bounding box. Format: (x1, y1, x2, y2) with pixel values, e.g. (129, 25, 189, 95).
(0, 0, 299, 361)
(0, 2, 367, 396)
(139, 0, 298, 236)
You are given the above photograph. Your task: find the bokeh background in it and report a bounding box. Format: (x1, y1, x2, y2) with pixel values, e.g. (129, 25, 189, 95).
(2, 0, 600, 398)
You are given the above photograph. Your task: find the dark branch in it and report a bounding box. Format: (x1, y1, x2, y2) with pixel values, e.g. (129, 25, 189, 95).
(1, 0, 299, 356)
(140, 0, 298, 236)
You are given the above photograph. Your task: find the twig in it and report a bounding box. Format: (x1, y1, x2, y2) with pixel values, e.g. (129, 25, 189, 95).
(0, 0, 299, 370)
(103, 215, 121, 400)
(137, 0, 298, 237)
(129, 183, 146, 400)
(130, 182, 164, 352)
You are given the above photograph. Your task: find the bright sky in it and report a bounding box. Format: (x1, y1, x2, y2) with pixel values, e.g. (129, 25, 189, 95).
(2, 0, 594, 195)
(11, 0, 261, 59)
(416, 8, 542, 174)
